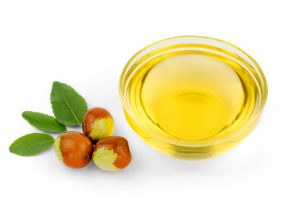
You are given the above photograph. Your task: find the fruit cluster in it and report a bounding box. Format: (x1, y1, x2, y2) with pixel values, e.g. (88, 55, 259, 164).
(55, 107, 131, 171)
(9, 81, 132, 172)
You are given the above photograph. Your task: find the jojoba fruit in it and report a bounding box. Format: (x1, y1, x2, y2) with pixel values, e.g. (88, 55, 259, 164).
(82, 107, 114, 142)
(93, 136, 132, 172)
(54, 132, 93, 168)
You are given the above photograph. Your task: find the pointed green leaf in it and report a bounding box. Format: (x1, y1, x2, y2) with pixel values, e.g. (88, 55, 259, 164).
(9, 133, 54, 156)
(22, 111, 66, 133)
(50, 81, 88, 126)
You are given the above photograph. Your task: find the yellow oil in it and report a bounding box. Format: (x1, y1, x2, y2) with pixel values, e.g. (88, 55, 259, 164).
(141, 53, 249, 140)
(123, 44, 260, 158)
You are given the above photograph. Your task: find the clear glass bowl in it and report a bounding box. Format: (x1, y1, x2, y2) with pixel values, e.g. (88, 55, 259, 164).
(119, 36, 268, 159)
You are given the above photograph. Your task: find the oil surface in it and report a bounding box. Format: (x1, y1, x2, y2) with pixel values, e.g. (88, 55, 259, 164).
(141, 53, 246, 140)
(129, 49, 256, 141)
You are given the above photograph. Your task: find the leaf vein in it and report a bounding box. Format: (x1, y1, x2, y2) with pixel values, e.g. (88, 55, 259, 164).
(27, 115, 62, 130)
(62, 95, 81, 124)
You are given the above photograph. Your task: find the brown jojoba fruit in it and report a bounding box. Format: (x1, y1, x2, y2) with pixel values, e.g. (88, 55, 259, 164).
(92, 136, 132, 172)
(54, 132, 93, 168)
(82, 107, 114, 142)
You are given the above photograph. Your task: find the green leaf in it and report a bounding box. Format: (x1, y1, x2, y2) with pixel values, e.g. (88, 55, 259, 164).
(9, 133, 54, 156)
(50, 81, 88, 126)
(22, 111, 66, 133)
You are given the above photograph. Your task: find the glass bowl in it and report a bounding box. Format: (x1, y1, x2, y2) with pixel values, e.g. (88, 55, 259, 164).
(119, 36, 268, 159)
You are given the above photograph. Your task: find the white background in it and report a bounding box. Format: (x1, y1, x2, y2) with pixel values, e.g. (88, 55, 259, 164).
(0, 0, 299, 198)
